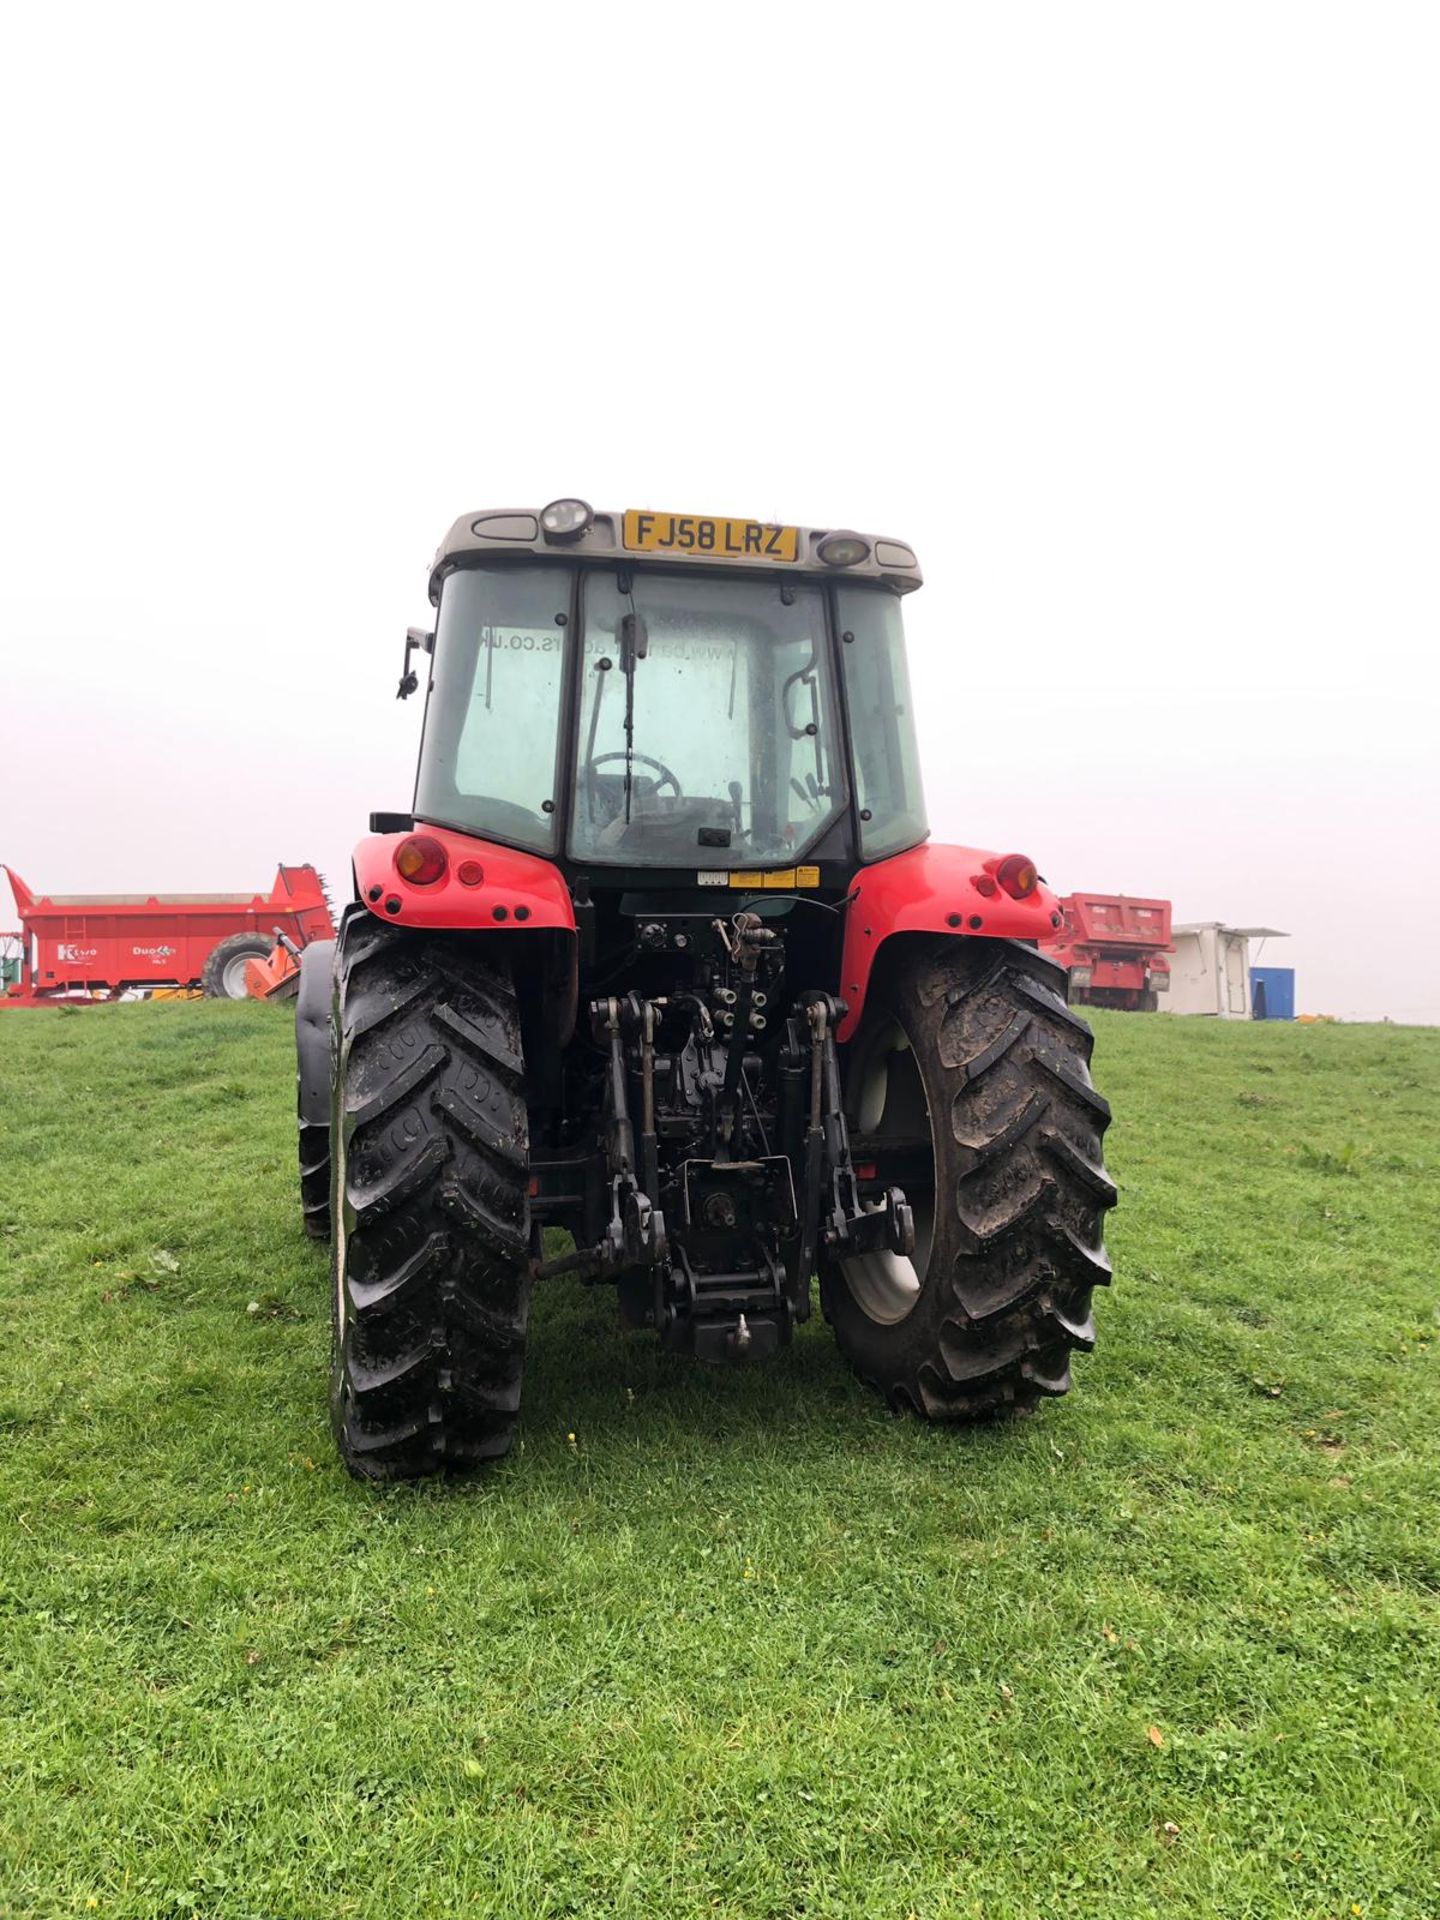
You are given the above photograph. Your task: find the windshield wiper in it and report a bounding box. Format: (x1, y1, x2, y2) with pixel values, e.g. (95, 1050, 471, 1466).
(619, 608, 648, 824)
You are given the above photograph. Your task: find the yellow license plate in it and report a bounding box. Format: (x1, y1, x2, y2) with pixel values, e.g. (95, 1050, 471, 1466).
(623, 510, 799, 563)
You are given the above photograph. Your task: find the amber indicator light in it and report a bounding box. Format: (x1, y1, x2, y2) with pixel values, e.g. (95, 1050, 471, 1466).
(394, 834, 449, 886)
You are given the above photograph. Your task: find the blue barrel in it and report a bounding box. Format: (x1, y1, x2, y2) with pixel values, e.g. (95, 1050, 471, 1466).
(1251, 966, 1295, 1021)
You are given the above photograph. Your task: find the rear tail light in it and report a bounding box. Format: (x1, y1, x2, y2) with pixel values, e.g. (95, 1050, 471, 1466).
(971, 873, 998, 898)
(393, 834, 449, 886)
(995, 853, 1039, 900)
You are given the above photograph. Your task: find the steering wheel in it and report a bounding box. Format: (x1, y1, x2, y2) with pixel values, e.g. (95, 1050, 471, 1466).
(587, 751, 683, 802)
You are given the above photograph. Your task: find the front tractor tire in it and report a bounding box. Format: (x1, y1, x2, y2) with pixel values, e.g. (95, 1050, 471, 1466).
(827, 939, 1116, 1420)
(294, 938, 337, 1242)
(330, 908, 531, 1481)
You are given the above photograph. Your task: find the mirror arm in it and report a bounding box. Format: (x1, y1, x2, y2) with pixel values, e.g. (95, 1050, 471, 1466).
(397, 626, 434, 700)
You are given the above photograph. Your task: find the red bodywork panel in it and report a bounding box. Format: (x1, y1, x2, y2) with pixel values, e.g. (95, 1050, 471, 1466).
(1, 864, 334, 1004)
(354, 832, 1055, 1042)
(836, 843, 1061, 1043)
(353, 827, 577, 933)
(1046, 893, 1173, 990)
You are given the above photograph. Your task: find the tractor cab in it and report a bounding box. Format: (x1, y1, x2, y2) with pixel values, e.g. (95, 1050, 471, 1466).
(410, 504, 930, 886)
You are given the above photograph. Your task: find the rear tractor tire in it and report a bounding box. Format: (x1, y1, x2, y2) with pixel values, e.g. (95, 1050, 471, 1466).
(202, 931, 274, 999)
(826, 939, 1116, 1420)
(329, 908, 532, 1481)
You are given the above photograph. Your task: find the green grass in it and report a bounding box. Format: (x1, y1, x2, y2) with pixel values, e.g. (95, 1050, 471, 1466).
(1, 1003, 1438, 1919)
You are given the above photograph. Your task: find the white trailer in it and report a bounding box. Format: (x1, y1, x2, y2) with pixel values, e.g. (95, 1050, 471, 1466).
(1163, 923, 1288, 1019)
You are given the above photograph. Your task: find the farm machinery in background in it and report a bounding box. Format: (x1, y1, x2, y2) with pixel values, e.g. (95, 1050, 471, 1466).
(1046, 892, 1173, 1011)
(0, 864, 335, 1006)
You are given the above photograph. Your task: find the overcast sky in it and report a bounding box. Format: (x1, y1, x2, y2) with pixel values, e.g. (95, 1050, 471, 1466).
(3, 3, 1437, 1021)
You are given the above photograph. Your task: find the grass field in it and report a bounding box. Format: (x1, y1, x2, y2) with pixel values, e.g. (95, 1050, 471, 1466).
(1, 1002, 1437, 1919)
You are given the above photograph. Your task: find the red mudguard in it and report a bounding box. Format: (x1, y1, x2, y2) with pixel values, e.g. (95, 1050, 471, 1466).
(836, 843, 1062, 1043)
(352, 826, 576, 932)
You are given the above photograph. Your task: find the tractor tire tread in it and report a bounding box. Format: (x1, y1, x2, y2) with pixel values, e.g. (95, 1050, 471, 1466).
(329, 908, 530, 1482)
(827, 937, 1115, 1421)
(299, 1119, 332, 1241)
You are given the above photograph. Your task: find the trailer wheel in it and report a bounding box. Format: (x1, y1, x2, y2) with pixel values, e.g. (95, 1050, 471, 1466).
(202, 931, 273, 999)
(826, 938, 1115, 1419)
(329, 907, 531, 1481)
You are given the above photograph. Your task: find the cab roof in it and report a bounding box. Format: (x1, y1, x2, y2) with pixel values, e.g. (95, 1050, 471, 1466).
(429, 506, 923, 602)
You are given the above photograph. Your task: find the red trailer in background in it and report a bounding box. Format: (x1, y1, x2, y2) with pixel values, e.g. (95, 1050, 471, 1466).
(1, 864, 334, 1006)
(1048, 893, 1173, 1011)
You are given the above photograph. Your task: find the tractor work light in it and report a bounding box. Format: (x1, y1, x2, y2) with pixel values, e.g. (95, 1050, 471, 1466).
(995, 853, 1039, 900)
(816, 530, 871, 568)
(539, 497, 594, 541)
(394, 834, 449, 886)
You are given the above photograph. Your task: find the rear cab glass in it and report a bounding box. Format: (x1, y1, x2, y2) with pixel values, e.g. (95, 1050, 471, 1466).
(569, 569, 846, 867)
(415, 565, 570, 853)
(837, 585, 928, 860)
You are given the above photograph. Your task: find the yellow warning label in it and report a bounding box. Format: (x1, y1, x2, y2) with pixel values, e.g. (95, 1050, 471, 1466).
(727, 867, 822, 891)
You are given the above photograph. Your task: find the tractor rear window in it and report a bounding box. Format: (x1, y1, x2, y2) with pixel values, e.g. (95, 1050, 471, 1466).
(570, 570, 846, 868)
(415, 565, 570, 852)
(836, 586, 928, 860)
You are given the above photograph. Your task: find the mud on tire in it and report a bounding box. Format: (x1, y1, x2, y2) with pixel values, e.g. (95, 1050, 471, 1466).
(825, 938, 1116, 1419)
(330, 906, 531, 1480)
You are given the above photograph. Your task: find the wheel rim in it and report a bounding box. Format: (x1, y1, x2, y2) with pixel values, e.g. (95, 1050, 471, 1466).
(221, 951, 259, 997)
(841, 1017, 936, 1326)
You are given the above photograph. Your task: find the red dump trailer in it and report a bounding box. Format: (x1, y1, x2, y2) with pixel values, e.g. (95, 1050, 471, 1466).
(1, 864, 334, 1006)
(1048, 893, 1173, 1011)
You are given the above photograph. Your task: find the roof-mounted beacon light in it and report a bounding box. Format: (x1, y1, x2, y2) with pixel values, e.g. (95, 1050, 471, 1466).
(815, 530, 872, 568)
(539, 497, 594, 542)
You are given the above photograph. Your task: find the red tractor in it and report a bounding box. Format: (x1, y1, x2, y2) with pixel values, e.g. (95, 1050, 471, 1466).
(297, 503, 1116, 1479)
